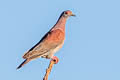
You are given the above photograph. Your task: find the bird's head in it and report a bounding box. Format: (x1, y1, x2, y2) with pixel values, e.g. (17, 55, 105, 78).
(62, 10, 76, 18)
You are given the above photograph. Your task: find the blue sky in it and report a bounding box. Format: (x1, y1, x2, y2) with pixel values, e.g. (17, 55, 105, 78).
(0, 0, 120, 80)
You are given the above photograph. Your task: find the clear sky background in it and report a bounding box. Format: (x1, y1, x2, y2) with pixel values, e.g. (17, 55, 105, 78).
(0, 0, 120, 80)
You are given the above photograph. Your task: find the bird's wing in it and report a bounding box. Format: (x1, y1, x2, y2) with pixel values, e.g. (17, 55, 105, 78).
(23, 29, 64, 59)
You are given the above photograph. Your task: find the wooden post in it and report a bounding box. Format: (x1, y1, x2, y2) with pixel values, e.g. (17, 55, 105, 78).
(43, 59, 56, 80)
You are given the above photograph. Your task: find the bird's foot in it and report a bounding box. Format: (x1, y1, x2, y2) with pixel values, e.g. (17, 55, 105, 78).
(51, 56, 59, 64)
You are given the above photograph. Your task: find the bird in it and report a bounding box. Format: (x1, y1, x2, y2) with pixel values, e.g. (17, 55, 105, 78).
(17, 10, 75, 69)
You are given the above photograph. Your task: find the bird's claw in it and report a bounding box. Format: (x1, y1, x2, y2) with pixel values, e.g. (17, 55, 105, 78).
(51, 56, 59, 64)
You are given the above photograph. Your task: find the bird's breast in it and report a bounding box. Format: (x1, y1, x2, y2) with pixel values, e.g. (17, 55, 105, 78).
(52, 40, 64, 55)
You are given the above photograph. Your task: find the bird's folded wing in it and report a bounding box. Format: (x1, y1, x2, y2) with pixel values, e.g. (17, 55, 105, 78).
(23, 29, 64, 59)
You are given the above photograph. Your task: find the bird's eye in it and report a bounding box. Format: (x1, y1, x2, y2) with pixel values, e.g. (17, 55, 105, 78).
(64, 12, 68, 15)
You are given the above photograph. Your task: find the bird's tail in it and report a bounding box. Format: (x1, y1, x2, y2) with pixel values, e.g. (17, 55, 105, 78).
(17, 59, 30, 69)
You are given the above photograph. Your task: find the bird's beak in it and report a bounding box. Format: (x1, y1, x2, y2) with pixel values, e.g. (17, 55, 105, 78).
(71, 14, 76, 17)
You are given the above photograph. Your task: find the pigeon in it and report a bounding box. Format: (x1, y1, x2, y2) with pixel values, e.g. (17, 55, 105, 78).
(17, 10, 75, 69)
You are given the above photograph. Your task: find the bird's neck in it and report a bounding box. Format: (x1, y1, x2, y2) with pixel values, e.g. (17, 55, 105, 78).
(52, 16, 67, 31)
